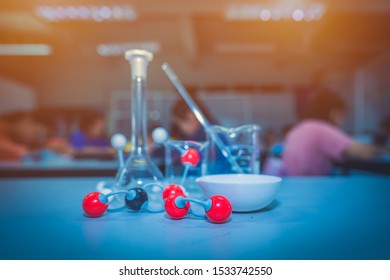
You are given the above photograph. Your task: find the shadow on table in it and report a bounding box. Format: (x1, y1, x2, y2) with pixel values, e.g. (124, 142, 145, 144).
(233, 199, 281, 214)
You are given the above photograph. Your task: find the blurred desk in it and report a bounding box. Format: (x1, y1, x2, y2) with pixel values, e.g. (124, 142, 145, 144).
(0, 160, 119, 177)
(0, 157, 165, 178)
(338, 154, 390, 175)
(0, 176, 389, 259)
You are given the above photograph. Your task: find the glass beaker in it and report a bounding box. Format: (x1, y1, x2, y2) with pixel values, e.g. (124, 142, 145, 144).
(206, 124, 261, 174)
(164, 140, 208, 195)
(114, 49, 165, 194)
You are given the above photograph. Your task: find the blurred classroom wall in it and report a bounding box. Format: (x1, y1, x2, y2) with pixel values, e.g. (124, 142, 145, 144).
(0, 77, 36, 115)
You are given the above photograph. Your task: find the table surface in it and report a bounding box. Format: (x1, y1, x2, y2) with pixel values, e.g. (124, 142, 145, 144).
(0, 175, 389, 260)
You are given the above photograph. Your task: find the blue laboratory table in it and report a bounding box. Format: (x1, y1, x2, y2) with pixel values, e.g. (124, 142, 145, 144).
(0, 176, 389, 260)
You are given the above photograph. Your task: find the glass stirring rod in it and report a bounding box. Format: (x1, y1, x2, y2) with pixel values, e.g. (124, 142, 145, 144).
(161, 63, 244, 173)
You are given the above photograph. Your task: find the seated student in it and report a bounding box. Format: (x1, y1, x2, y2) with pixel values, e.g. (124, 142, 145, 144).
(282, 89, 378, 176)
(262, 124, 293, 176)
(0, 111, 74, 161)
(0, 111, 46, 160)
(374, 115, 390, 149)
(169, 98, 210, 141)
(0, 112, 32, 160)
(69, 111, 113, 157)
(151, 97, 208, 153)
(151, 97, 213, 165)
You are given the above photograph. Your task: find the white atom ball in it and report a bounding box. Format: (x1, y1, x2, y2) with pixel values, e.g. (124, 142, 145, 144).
(152, 127, 169, 144)
(111, 133, 127, 149)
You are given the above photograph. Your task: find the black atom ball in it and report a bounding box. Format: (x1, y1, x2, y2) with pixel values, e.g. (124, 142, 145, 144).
(125, 188, 148, 211)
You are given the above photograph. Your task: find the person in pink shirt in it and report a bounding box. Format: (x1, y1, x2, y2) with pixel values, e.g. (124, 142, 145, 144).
(282, 89, 378, 176)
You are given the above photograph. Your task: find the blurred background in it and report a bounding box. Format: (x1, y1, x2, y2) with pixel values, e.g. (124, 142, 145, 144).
(0, 0, 389, 158)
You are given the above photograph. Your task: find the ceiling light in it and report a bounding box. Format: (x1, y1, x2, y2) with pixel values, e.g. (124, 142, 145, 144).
(0, 44, 52, 56)
(215, 43, 276, 54)
(225, 2, 326, 21)
(96, 42, 160, 57)
(35, 5, 137, 22)
(260, 10, 272, 21)
(292, 9, 305, 21)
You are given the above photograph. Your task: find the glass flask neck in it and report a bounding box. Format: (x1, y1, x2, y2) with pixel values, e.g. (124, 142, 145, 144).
(130, 75, 148, 156)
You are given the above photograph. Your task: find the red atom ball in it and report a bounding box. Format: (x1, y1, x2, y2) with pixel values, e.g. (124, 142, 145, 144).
(205, 195, 232, 223)
(164, 194, 190, 220)
(162, 184, 185, 200)
(82, 192, 108, 218)
(180, 148, 200, 167)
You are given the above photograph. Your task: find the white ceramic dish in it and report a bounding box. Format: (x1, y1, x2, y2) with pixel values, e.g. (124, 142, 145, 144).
(196, 174, 281, 212)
